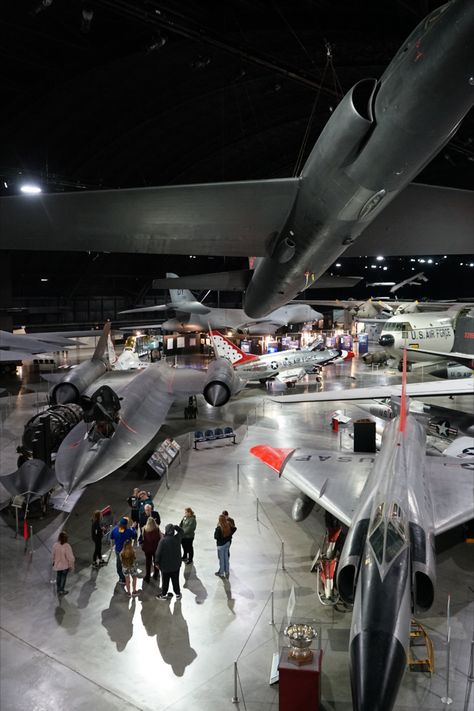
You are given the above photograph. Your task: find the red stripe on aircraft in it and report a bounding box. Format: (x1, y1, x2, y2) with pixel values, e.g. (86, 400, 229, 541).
(250, 445, 295, 474)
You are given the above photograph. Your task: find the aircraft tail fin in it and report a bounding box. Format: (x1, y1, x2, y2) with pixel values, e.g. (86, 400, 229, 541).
(453, 309, 474, 356)
(210, 330, 259, 365)
(107, 333, 117, 365)
(166, 272, 196, 307)
(92, 321, 111, 361)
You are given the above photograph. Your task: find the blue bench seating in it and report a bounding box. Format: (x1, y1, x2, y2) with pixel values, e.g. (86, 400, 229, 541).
(194, 427, 236, 449)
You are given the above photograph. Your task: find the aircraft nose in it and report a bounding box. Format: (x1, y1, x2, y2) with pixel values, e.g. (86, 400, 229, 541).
(379, 334, 394, 347)
(350, 631, 406, 711)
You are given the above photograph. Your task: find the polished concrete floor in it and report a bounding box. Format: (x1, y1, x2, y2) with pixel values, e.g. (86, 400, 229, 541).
(0, 350, 473, 710)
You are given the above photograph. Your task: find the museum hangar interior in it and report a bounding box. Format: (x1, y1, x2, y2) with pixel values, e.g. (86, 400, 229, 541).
(0, 1, 473, 710)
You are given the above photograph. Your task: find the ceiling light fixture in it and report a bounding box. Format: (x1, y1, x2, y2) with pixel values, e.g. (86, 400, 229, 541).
(20, 184, 42, 194)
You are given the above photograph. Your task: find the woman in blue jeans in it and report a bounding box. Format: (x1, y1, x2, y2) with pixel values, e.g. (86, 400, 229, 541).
(51, 531, 75, 596)
(214, 514, 236, 578)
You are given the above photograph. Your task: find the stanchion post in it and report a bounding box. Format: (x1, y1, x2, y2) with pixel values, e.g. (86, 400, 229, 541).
(256, 497, 259, 522)
(281, 541, 286, 570)
(269, 589, 275, 626)
(165, 464, 170, 490)
(231, 660, 239, 703)
(468, 637, 474, 683)
(442, 594, 453, 705)
(29, 525, 34, 554)
(237, 463, 240, 489)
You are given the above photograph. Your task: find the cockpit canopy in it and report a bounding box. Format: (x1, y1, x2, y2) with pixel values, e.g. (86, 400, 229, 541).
(369, 502, 407, 564)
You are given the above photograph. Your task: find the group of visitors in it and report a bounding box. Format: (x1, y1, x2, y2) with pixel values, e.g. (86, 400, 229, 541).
(51, 491, 237, 600)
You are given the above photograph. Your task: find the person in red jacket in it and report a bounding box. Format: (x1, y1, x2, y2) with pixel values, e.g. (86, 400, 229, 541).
(142, 517, 162, 583)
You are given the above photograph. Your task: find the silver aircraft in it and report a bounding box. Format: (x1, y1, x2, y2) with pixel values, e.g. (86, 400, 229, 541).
(120, 273, 324, 334)
(1, 1, 472, 318)
(210, 330, 349, 384)
(250, 395, 473, 710)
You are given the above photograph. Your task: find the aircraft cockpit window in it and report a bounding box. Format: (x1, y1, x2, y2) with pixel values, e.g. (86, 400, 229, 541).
(385, 322, 413, 332)
(385, 520, 406, 562)
(369, 503, 384, 534)
(369, 524, 384, 564)
(390, 502, 403, 519)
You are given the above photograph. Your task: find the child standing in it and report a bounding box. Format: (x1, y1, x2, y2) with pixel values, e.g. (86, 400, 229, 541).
(120, 539, 138, 596)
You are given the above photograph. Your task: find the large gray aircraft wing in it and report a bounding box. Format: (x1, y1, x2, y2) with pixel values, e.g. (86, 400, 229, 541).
(250, 446, 374, 526)
(426, 456, 474, 535)
(151, 272, 363, 291)
(0, 180, 472, 257)
(250, 445, 474, 535)
(271, 378, 474, 403)
(0, 459, 57, 499)
(344, 183, 473, 257)
(407, 347, 474, 369)
(0, 179, 299, 257)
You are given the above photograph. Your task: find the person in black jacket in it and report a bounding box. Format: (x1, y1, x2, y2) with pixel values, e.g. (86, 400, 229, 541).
(91, 510, 105, 568)
(155, 524, 183, 600)
(214, 514, 236, 578)
(127, 488, 140, 526)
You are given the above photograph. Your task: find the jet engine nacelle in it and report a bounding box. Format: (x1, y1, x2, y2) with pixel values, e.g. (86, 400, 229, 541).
(202, 357, 242, 407)
(336, 518, 369, 604)
(51, 359, 108, 404)
(410, 523, 436, 612)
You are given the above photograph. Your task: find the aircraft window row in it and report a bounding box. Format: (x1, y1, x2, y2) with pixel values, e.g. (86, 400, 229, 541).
(383, 322, 413, 331)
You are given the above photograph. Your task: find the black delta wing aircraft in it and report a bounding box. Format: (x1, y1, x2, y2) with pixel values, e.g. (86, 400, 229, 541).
(1, 1, 473, 318)
(250, 359, 474, 711)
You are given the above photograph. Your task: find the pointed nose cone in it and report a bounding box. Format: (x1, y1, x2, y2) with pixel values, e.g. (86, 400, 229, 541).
(203, 382, 229, 406)
(350, 631, 406, 711)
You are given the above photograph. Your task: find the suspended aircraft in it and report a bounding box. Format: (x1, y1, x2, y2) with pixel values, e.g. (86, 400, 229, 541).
(210, 330, 351, 384)
(1, 1, 473, 318)
(250, 356, 474, 711)
(120, 273, 324, 334)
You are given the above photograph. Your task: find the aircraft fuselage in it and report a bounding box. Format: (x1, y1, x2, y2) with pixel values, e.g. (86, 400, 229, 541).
(336, 414, 436, 711)
(243, 0, 474, 317)
(379, 312, 455, 363)
(233, 347, 340, 381)
(163, 303, 321, 334)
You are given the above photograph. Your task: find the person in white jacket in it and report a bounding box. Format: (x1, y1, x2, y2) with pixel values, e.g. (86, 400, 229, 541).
(51, 531, 75, 596)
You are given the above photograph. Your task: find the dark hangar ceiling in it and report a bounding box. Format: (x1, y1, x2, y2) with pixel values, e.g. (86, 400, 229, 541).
(0, 1, 473, 320)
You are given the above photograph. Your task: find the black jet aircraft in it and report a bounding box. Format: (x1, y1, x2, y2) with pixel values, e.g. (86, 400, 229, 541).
(251, 368, 473, 710)
(54, 356, 243, 493)
(0, 1, 473, 317)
